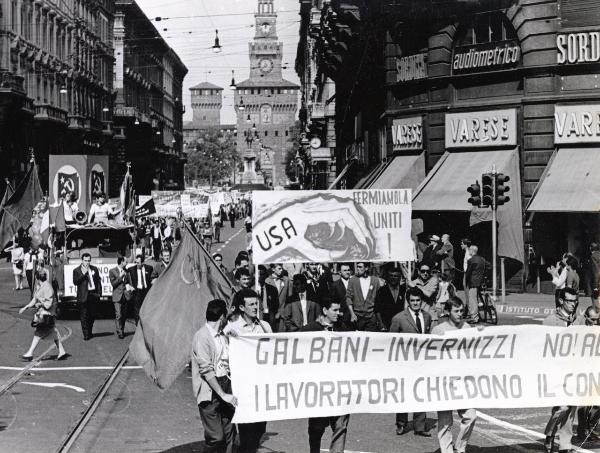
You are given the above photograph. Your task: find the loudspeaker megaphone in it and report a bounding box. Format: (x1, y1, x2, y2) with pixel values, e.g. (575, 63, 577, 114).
(75, 211, 87, 225)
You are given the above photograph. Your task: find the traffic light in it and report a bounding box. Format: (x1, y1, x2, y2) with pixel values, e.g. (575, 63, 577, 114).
(481, 173, 494, 207)
(467, 181, 481, 207)
(495, 173, 510, 206)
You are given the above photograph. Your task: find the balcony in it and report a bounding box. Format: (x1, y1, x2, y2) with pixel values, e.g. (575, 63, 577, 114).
(0, 72, 25, 94)
(21, 97, 35, 116)
(113, 105, 138, 118)
(34, 103, 68, 125)
(67, 114, 85, 130)
(85, 117, 103, 132)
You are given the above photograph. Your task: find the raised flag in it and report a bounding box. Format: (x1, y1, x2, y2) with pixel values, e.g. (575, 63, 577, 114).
(129, 224, 234, 389)
(0, 161, 43, 248)
(119, 165, 135, 223)
(135, 198, 156, 217)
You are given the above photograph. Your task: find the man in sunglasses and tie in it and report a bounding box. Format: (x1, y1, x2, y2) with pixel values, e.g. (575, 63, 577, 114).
(73, 253, 102, 340)
(389, 287, 432, 437)
(127, 254, 153, 324)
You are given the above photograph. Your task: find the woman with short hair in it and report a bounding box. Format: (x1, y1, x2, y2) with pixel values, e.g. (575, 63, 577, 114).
(18, 270, 67, 361)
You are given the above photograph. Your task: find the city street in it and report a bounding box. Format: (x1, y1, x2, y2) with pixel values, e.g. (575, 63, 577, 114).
(0, 223, 597, 453)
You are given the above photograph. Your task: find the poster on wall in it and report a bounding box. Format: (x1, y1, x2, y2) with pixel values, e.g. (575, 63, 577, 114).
(252, 189, 414, 264)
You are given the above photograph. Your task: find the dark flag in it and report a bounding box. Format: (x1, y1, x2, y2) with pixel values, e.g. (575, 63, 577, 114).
(129, 224, 234, 389)
(0, 179, 15, 236)
(90, 170, 105, 197)
(135, 198, 156, 217)
(0, 161, 43, 248)
(58, 170, 80, 201)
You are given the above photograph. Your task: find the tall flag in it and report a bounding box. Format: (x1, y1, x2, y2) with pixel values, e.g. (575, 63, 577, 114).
(0, 179, 15, 235)
(129, 224, 234, 389)
(119, 164, 135, 223)
(135, 198, 156, 217)
(0, 161, 43, 248)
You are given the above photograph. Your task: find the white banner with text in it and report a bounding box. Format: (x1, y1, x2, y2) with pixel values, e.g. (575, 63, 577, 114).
(251, 190, 413, 264)
(230, 326, 600, 423)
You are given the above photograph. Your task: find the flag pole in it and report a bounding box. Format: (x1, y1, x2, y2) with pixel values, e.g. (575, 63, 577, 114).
(182, 220, 235, 290)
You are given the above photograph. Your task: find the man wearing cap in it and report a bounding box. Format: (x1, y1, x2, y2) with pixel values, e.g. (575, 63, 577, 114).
(422, 235, 441, 270)
(407, 264, 439, 321)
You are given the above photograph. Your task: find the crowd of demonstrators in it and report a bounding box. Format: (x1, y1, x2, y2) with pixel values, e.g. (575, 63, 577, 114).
(134, 217, 181, 261)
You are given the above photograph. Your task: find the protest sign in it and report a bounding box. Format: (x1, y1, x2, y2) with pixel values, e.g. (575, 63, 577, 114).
(230, 325, 600, 423)
(251, 189, 413, 264)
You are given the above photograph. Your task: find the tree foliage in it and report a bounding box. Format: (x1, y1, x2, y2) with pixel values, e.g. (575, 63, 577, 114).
(185, 128, 240, 186)
(284, 121, 303, 182)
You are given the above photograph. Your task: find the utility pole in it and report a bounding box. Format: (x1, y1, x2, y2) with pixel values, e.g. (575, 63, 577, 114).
(491, 164, 497, 300)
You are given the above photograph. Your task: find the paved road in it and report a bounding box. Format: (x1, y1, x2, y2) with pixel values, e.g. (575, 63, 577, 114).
(0, 223, 598, 452)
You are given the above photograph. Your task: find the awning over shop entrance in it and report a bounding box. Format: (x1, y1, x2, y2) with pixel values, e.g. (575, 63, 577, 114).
(369, 153, 425, 190)
(527, 148, 600, 212)
(327, 159, 355, 190)
(413, 148, 523, 262)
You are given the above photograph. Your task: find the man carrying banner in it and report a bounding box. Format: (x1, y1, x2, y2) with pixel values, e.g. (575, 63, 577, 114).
(224, 289, 272, 452)
(431, 297, 477, 453)
(192, 299, 237, 453)
(542, 287, 583, 453)
(389, 287, 432, 438)
(346, 262, 382, 331)
(301, 298, 350, 453)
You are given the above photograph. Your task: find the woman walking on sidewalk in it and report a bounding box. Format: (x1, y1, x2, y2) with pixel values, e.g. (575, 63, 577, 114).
(19, 270, 67, 361)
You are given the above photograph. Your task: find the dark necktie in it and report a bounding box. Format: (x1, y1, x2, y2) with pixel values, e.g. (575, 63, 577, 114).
(415, 313, 422, 334)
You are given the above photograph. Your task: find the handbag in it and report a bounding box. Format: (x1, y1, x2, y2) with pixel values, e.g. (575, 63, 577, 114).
(31, 307, 55, 329)
(15, 260, 23, 270)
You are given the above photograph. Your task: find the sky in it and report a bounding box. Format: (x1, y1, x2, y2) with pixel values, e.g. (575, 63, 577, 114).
(136, 0, 301, 124)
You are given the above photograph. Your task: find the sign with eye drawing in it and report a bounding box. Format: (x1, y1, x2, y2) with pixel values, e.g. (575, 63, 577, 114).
(252, 189, 414, 264)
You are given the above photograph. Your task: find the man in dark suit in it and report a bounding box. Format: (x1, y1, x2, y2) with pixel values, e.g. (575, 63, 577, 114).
(465, 245, 489, 323)
(283, 274, 320, 332)
(330, 263, 353, 327)
(266, 263, 292, 331)
(109, 257, 129, 339)
(389, 287, 432, 437)
(303, 262, 320, 301)
(257, 265, 280, 331)
(346, 262, 382, 331)
(127, 254, 153, 324)
(375, 263, 406, 331)
(72, 252, 102, 340)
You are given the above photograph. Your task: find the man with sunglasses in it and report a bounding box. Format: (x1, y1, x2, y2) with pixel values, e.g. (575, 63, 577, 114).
(542, 287, 584, 453)
(407, 264, 439, 322)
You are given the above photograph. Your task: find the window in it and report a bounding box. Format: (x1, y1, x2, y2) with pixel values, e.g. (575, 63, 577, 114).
(264, 131, 268, 136)
(456, 13, 517, 46)
(285, 130, 289, 137)
(275, 130, 278, 136)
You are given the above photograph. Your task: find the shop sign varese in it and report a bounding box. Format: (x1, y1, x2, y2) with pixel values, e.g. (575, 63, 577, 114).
(445, 109, 517, 148)
(391, 116, 423, 151)
(555, 104, 600, 144)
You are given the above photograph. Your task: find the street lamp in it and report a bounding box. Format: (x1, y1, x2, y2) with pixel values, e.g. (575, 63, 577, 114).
(212, 29, 222, 53)
(237, 97, 245, 111)
(230, 70, 236, 89)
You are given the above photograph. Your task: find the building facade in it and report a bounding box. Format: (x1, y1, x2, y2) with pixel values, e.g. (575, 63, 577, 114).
(113, 0, 187, 195)
(0, 0, 115, 191)
(310, 0, 600, 292)
(233, 0, 299, 188)
(183, 82, 223, 146)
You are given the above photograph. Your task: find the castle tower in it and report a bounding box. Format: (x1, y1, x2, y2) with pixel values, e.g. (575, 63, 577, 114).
(190, 82, 223, 128)
(234, 0, 299, 187)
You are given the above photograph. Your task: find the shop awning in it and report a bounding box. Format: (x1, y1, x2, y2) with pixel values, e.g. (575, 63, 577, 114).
(353, 162, 386, 189)
(369, 153, 425, 190)
(413, 148, 524, 262)
(413, 149, 516, 211)
(527, 148, 600, 212)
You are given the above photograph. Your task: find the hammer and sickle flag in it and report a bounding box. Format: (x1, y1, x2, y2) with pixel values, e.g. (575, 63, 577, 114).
(129, 223, 234, 390)
(58, 171, 79, 200)
(91, 170, 105, 197)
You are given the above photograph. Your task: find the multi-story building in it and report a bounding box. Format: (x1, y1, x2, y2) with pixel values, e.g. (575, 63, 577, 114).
(308, 0, 600, 293)
(183, 82, 223, 146)
(113, 0, 187, 194)
(0, 0, 115, 190)
(233, 0, 299, 188)
(296, 0, 337, 190)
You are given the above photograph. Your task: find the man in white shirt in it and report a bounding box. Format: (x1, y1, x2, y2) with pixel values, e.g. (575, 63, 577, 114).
(432, 297, 476, 453)
(63, 191, 78, 224)
(346, 262, 382, 331)
(88, 193, 114, 224)
(224, 289, 271, 453)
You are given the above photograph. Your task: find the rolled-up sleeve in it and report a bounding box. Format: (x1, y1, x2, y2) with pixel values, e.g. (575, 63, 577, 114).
(192, 331, 215, 381)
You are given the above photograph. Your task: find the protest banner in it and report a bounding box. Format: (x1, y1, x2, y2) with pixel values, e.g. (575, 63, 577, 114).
(251, 189, 414, 264)
(230, 325, 600, 423)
